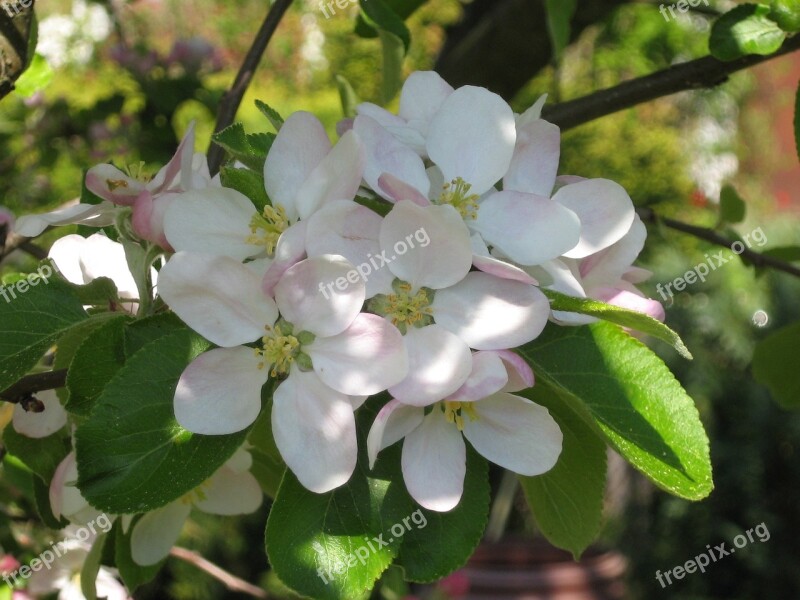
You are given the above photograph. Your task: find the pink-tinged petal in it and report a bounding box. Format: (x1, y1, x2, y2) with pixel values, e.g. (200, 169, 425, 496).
(50, 453, 86, 521)
(485, 349, 534, 392)
(354, 115, 430, 202)
(388, 325, 472, 407)
(149, 122, 196, 194)
(131, 190, 174, 249)
(174, 347, 267, 435)
(308, 313, 408, 395)
(472, 191, 581, 266)
(272, 369, 357, 493)
(14, 203, 116, 238)
(305, 200, 394, 298)
(427, 86, 516, 195)
(516, 94, 548, 127)
(401, 409, 466, 512)
(336, 117, 354, 136)
(523, 259, 595, 325)
(85, 164, 147, 205)
(163, 188, 262, 261)
(262, 220, 308, 297)
(553, 179, 635, 259)
(504, 119, 560, 197)
(275, 255, 365, 337)
(264, 111, 332, 222)
(295, 130, 366, 220)
(381, 201, 472, 290)
(622, 266, 652, 284)
(194, 467, 262, 515)
(470, 234, 538, 285)
(398, 71, 454, 131)
(159, 253, 278, 347)
(367, 399, 424, 468)
(377, 173, 431, 206)
(433, 273, 550, 350)
(463, 393, 562, 476)
(581, 215, 646, 289)
(447, 351, 507, 402)
(592, 286, 665, 322)
(356, 102, 406, 128)
(13, 390, 67, 439)
(131, 502, 192, 566)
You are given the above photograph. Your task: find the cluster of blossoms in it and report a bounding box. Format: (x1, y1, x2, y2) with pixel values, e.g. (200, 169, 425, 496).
(13, 71, 663, 525)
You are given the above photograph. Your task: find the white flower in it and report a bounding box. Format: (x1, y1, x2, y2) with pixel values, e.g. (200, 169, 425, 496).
(130, 448, 262, 566)
(12, 390, 67, 439)
(50, 453, 104, 526)
(368, 351, 562, 511)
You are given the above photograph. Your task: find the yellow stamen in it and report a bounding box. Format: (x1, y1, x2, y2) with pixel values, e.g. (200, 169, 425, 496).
(383, 282, 433, 330)
(255, 328, 301, 378)
(442, 401, 479, 432)
(438, 177, 480, 220)
(246, 205, 290, 255)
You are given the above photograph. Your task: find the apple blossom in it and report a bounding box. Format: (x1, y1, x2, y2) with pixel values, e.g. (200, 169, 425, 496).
(12, 390, 67, 439)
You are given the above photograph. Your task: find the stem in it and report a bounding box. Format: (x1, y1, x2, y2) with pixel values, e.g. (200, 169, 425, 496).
(637, 207, 800, 279)
(207, 0, 293, 176)
(0, 370, 68, 404)
(0, 231, 47, 261)
(485, 470, 519, 543)
(543, 35, 800, 130)
(169, 546, 268, 599)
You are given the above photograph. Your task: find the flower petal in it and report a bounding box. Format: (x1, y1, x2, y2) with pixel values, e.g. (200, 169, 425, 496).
(388, 324, 471, 407)
(580, 215, 646, 289)
(398, 71, 454, 133)
(367, 399, 424, 468)
(401, 409, 466, 512)
(174, 347, 267, 435)
(264, 111, 332, 221)
(194, 466, 262, 515)
(131, 502, 192, 566)
(381, 201, 472, 290)
(433, 272, 550, 349)
(553, 179, 635, 259)
(159, 252, 278, 347)
(49, 453, 87, 521)
(592, 286, 665, 322)
(503, 119, 560, 197)
(84, 164, 147, 205)
(427, 86, 516, 195)
(377, 173, 431, 206)
(516, 94, 548, 126)
(470, 234, 538, 285)
(150, 121, 196, 194)
(163, 188, 262, 261)
(275, 255, 365, 337)
(14, 203, 116, 238)
(131, 190, 174, 249)
(262, 220, 308, 297)
(272, 369, 357, 493)
(13, 390, 67, 439)
(308, 313, 408, 395)
(463, 393, 562, 475)
(447, 351, 507, 402)
(472, 191, 581, 265)
(485, 349, 534, 392)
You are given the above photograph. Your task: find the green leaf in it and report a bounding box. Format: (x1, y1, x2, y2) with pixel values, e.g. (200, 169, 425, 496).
(66, 315, 131, 416)
(220, 166, 270, 211)
(395, 445, 490, 582)
(354, 196, 392, 217)
(761, 245, 800, 262)
(75, 328, 248, 513)
(2, 427, 70, 482)
(0, 276, 88, 390)
(211, 123, 267, 171)
(63, 276, 120, 308)
(123, 312, 186, 357)
(518, 322, 713, 500)
(13, 53, 53, 97)
(710, 4, 786, 61)
(719, 184, 747, 224)
(80, 532, 108, 600)
(247, 385, 285, 498)
(33, 475, 69, 529)
(378, 29, 406, 104)
(354, 0, 427, 39)
(336, 74, 361, 118)
(770, 0, 800, 31)
(359, 0, 411, 52)
(752, 322, 800, 408)
(255, 99, 285, 132)
(114, 518, 165, 590)
(518, 385, 606, 559)
(545, 0, 577, 61)
(542, 289, 692, 359)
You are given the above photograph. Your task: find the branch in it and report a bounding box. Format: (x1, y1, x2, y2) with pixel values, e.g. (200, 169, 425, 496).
(169, 546, 268, 599)
(0, 370, 67, 404)
(637, 207, 800, 279)
(207, 0, 293, 175)
(543, 35, 800, 130)
(0, 230, 48, 261)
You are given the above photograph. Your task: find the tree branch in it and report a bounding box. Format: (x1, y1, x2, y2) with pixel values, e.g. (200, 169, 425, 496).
(543, 35, 800, 130)
(170, 546, 268, 599)
(0, 370, 67, 404)
(207, 0, 293, 176)
(0, 230, 48, 261)
(637, 207, 800, 279)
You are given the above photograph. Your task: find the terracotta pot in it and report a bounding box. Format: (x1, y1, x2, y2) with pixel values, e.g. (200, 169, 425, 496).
(460, 538, 627, 599)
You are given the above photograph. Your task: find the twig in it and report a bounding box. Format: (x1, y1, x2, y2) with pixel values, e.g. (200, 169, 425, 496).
(169, 546, 268, 599)
(543, 35, 800, 130)
(637, 207, 800, 278)
(0, 370, 67, 404)
(0, 231, 47, 261)
(207, 0, 293, 176)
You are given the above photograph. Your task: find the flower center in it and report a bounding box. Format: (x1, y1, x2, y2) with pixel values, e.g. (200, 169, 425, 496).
(438, 177, 480, 220)
(442, 401, 478, 431)
(247, 204, 290, 255)
(106, 162, 151, 191)
(180, 480, 211, 505)
(368, 280, 434, 334)
(254, 320, 314, 377)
